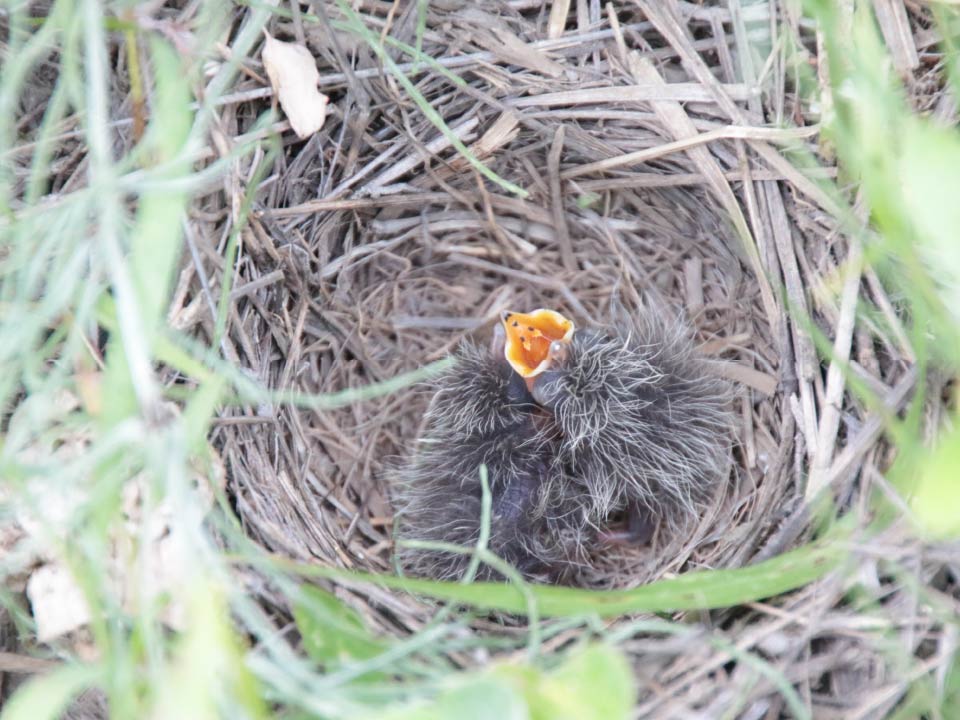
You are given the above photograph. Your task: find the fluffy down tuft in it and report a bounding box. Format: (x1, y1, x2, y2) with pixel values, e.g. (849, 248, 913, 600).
(531, 314, 734, 525)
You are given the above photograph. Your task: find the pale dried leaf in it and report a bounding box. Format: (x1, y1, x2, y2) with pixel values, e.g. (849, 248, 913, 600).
(16, 406, 225, 641)
(27, 563, 91, 642)
(261, 32, 328, 139)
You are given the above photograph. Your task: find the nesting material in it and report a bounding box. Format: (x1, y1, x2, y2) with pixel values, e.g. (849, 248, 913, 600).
(392, 310, 733, 582)
(192, 2, 942, 713)
(225, 172, 765, 591)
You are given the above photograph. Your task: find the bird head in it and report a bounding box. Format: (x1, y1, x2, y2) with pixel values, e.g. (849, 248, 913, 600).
(499, 309, 574, 386)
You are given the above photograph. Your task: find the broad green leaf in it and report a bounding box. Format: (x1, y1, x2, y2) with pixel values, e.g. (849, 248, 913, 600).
(899, 120, 960, 338)
(374, 675, 528, 720)
(430, 676, 529, 720)
(909, 420, 960, 539)
(886, 658, 960, 720)
(501, 644, 634, 720)
(367, 643, 631, 720)
(292, 584, 387, 670)
(943, 657, 960, 718)
(151, 581, 266, 720)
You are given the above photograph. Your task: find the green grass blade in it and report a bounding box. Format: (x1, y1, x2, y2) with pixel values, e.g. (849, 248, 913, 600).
(130, 37, 193, 340)
(249, 535, 844, 618)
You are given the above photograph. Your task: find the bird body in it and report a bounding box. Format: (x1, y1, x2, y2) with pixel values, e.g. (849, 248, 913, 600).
(532, 317, 733, 524)
(391, 336, 588, 581)
(391, 308, 733, 583)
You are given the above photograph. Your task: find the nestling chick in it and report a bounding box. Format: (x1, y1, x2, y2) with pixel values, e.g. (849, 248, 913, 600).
(391, 322, 591, 582)
(528, 313, 734, 538)
(392, 306, 733, 583)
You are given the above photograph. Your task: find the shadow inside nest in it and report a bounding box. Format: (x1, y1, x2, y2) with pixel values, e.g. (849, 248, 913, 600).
(218, 132, 794, 594)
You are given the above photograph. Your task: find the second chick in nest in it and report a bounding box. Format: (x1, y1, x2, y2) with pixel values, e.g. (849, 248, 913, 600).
(393, 306, 733, 583)
(526, 313, 734, 544)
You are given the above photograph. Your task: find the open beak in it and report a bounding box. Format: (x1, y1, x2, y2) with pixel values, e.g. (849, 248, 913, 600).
(499, 308, 574, 384)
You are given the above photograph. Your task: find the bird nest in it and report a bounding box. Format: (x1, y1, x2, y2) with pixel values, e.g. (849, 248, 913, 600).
(187, 12, 947, 717)
(215, 3, 817, 600)
(6, 1, 954, 717)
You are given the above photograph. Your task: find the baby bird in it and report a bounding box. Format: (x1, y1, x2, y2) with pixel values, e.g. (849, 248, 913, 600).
(392, 306, 733, 583)
(392, 321, 590, 581)
(528, 313, 734, 541)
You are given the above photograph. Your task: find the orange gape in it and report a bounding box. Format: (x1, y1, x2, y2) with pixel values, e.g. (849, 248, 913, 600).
(500, 309, 574, 387)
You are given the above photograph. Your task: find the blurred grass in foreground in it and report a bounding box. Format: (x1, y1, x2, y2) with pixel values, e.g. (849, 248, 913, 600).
(810, 0, 960, 535)
(0, 1, 958, 719)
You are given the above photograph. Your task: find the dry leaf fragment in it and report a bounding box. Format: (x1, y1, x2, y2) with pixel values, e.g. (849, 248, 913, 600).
(261, 32, 328, 139)
(13, 395, 226, 641)
(27, 563, 91, 642)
